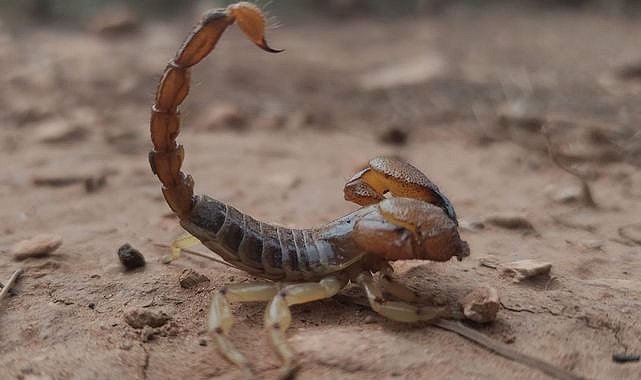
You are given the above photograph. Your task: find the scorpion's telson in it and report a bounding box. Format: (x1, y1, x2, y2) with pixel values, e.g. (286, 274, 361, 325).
(149, 2, 469, 379)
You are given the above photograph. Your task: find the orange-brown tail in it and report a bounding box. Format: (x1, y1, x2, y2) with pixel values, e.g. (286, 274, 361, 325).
(149, 2, 281, 218)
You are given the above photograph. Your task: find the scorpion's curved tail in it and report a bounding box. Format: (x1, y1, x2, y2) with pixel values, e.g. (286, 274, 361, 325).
(149, 2, 281, 218)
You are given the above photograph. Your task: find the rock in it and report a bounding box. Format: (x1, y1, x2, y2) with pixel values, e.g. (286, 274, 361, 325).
(123, 308, 171, 329)
(461, 285, 500, 323)
(359, 55, 445, 90)
(197, 104, 246, 130)
(552, 186, 582, 204)
(33, 119, 88, 144)
(459, 219, 485, 233)
(478, 254, 500, 269)
(378, 126, 408, 146)
(485, 213, 535, 232)
(253, 109, 286, 130)
(117, 243, 145, 270)
(499, 259, 552, 282)
(179, 269, 210, 288)
(612, 353, 640, 363)
(92, 6, 140, 36)
(11, 234, 62, 260)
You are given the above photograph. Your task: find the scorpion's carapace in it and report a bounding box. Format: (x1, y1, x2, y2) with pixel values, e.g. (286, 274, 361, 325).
(149, 3, 469, 378)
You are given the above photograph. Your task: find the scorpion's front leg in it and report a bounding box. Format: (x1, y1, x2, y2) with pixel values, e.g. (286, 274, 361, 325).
(379, 264, 419, 302)
(357, 271, 445, 323)
(344, 156, 458, 222)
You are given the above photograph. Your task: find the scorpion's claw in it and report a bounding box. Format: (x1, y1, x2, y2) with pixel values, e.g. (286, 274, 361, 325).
(344, 156, 459, 224)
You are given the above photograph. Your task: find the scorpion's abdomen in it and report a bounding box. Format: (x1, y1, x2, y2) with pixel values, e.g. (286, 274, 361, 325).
(181, 195, 339, 281)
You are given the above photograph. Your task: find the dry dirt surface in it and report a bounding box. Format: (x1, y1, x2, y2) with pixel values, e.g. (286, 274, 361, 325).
(1, 4, 641, 380)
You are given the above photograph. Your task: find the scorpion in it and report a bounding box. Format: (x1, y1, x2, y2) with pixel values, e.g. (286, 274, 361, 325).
(149, 3, 586, 380)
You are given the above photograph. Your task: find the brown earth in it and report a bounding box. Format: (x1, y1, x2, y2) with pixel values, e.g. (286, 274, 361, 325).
(1, 4, 641, 380)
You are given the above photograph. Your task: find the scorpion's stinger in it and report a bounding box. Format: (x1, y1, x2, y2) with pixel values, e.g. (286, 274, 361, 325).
(228, 2, 284, 53)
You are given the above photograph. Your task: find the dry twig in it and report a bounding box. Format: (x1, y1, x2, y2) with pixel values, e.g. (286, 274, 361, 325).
(0, 268, 24, 304)
(434, 320, 588, 380)
(542, 124, 597, 208)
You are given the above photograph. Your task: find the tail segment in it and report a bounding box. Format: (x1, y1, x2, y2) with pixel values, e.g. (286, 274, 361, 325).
(149, 3, 281, 218)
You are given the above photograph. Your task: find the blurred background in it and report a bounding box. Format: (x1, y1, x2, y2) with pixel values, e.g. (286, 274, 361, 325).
(1, 0, 641, 23)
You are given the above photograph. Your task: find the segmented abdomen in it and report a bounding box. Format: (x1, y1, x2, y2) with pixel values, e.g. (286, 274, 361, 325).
(180, 195, 339, 281)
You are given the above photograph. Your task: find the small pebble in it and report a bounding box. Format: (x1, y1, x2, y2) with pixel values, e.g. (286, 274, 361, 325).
(117, 243, 145, 270)
(478, 254, 500, 269)
(485, 213, 535, 232)
(612, 353, 640, 363)
(123, 308, 171, 329)
(499, 259, 552, 282)
(197, 104, 245, 130)
(461, 285, 500, 323)
(198, 338, 208, 347)
(378, 127, 408, 146)
(34, 119, 87, 143)
(11, 234, 62, 260)
(179, 269, 210, 288)
(459, 219, 485, 233)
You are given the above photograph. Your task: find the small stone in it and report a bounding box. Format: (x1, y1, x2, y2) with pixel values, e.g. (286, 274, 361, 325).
(577, 239, 604, 251)
(552, 187, 582, 204)
(123, 308, 171, 329)
(612, 353, 640, 363)
(34, 119, 88, 143)
(461, 285, 500, 323)
(11, 234, 62, 260)
(459, 219, 485, 233)
(197, 104, 245, 130)
(117, 243, 145, 270)
(198, 338, 208, 346)
(478, 254, 500, 269)
(179, 269, 210, 289)
(378, 127, 408, 146)
(140, 325, 155, 342)
(499, 259, 552, 282)
(92, 6, 140, 35)
(485, 213, 535, 232)
(253, 110, 286, 130)
(363, 315, 376, 324)
(119, 341, 133, 351)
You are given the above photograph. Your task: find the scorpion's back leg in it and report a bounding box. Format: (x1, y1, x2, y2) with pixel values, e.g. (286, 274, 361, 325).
(356, 271, 445, 323)
(264, 277, 343, 378)
(209, 277, 344, 379)
(344, 156, 457, 221)
(209, 282, 282, 378)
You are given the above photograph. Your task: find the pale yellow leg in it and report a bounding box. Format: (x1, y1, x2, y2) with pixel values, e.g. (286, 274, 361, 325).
(161, 233, 201, 263)
(379, 265, 419, 302)
(264, 277, 343, 379)
(357, 272, 444, 323)
(208, 282, 281, 379)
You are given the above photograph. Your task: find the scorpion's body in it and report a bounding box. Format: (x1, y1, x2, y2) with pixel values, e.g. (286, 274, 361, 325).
(183, 194, 465, 283)
(149, 2, 469, 378)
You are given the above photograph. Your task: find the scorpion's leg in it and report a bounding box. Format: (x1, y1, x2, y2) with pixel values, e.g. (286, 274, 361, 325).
(209, 282, 282, 378)
(357, 272, 444, 323)
(264, 277, 343, 378)
(344, 156, 457, 221)
(160, 233, 201, 262)
(379, 265, 419, 302)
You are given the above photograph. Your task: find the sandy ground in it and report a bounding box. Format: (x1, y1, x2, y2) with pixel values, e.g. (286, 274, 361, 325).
(1, 4, 641, 380)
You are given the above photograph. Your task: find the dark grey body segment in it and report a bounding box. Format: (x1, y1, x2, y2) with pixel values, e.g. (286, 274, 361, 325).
(181, 195, 370, 281)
